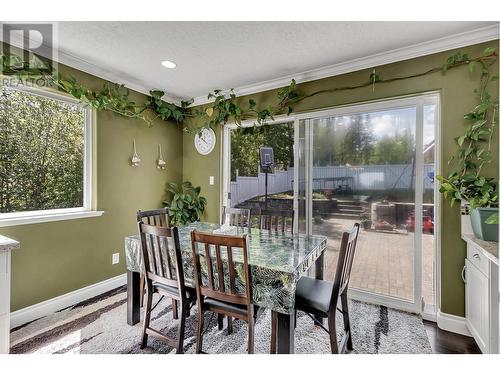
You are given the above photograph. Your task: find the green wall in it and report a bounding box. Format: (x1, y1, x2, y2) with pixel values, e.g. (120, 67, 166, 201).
(183, 40, 499, 317)
(1, 63, 184, 311)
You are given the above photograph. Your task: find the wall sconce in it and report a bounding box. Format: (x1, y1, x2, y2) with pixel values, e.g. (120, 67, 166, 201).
(157, 144, 166, 170)
(131, 139, 141, 167)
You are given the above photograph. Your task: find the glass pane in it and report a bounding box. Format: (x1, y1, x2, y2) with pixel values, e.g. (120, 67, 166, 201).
(229, 123, 294, 225)
(310, 108, 417, 302)
(0, 87, 85, 213)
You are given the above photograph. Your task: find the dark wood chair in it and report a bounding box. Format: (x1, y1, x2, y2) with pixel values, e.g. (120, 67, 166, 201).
(271, 223, 360, 354)
(137, 208, 177, 314)
(222, 206, 251, 231)
(191, 230, 255, 354)
(137, 207, 171, 226)
(259, 208, 294, 233)
(138, 222, 196, 354)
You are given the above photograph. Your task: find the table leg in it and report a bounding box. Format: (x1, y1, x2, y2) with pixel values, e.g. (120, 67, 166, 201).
(127, 270, 141, 326)
(314, 252, 325, 326)
(276, 311, 295, 354)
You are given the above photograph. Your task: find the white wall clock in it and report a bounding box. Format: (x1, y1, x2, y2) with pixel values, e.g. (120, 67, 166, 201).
(194, 128, 216, 155)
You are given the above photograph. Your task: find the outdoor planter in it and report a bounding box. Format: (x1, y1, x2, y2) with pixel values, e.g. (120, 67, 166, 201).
(470, 207, 498, 242)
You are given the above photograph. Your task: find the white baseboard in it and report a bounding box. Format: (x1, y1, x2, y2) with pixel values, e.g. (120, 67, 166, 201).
(10, 273, 127, 329)
(436, 309, 471, 337)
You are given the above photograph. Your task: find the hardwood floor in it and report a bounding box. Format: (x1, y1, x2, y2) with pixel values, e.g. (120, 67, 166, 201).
(423, 320, 481, 354)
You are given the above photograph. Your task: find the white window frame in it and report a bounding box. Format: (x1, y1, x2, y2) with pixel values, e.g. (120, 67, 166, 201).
(0, 85, 103, 227)
(222, 92, 440, 319)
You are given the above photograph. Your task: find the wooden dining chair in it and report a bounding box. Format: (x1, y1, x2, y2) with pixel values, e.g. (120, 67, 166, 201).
(219, 206, 253, 331)
(259, 208, 294, 233)
(191, 230, 255, 354)
(137, 208, 177, 314)
(270, 223, 360, 354)
(138, 222, 196, 353)
(137, 207, 171, 227)
(222, 206, 251, 231)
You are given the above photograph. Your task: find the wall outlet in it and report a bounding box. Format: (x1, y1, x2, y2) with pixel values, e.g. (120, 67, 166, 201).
(112, 253, 120, 265)
(209, 176, 215, 185)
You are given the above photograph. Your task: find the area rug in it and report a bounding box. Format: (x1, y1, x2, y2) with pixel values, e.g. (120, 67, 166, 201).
(10, 286, 432, 354)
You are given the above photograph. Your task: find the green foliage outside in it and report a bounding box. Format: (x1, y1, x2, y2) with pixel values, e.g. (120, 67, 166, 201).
(231, 123, 294, 180)
(164, 181, 207, 225)
(231, 115, 417, 182)
(0, 87, 85, 213)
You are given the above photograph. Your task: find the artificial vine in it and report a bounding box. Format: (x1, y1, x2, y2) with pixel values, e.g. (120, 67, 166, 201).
(0, 51, 191, 126)
(1, 47, 498, 143)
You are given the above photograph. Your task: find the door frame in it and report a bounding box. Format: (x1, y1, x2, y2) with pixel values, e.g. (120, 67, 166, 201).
(293, 92, 440, 316)
(221, 92, 440, 318)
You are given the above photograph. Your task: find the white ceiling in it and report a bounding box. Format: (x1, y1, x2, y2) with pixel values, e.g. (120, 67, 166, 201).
(44, 22, 500, 103)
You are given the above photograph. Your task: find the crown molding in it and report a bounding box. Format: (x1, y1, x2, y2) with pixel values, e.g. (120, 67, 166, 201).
(52, 49, 186, 105)
(0, 25, 183, 105)
(190, 24, 500, 107)
(3, 23, 498, 107)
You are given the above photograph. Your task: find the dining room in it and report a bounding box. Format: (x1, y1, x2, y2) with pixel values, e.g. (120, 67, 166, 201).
(1, 4, 500, 371)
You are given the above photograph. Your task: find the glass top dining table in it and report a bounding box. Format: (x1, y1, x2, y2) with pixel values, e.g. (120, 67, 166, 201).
(124, 222, 327, 353)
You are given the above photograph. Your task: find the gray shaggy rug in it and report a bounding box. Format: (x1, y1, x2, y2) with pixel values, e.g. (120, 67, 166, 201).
(10, 287, 432, 354)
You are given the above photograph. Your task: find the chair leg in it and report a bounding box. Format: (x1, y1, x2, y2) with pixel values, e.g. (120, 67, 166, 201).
(176, 302, 187, 354)
(139, 274, 145, 308)
(140, 290, 153, 349)
(340, 293, 353, 351)
(217, 313, 224, 330)
(227, 316, 233, 334)
(294, 309, 297, 329)
(327, 313, 339, 354)
(247, 319, 255, 354)
(195, 308, 204, 354)
(270, 310, 277, 354)
(172, 299, 179, 320)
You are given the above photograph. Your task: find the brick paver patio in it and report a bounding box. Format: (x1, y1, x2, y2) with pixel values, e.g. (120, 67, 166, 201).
(314, 216, 435, 307)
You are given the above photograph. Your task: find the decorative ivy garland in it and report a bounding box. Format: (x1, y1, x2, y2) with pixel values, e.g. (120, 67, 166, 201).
(0, 48, 497, 135)
(1, 46, 499, 218)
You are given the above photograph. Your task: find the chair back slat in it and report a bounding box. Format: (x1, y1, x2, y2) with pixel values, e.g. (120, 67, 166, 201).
(259, 208, 294, 234)
(139, 222, 187, 298)
(330, 223, 360, 310)
(137, 208, 171, 228)
(227, 246, 237, 294)
(222, 207, 251, 231)
(204, 243, 215, 290)
(191, 230, 252, 310)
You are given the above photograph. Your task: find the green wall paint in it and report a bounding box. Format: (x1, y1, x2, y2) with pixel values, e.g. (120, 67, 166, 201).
(183, 40, 499, 317)
(1, 63, 184, 311)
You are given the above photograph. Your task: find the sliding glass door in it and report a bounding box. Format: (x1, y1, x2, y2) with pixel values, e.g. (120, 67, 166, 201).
(295, 94, 439, 314)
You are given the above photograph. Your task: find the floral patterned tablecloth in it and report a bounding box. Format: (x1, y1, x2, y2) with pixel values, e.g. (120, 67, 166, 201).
(124, 222, 326, 314)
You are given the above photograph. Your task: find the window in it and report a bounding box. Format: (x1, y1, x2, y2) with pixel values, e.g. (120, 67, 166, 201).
(0, 86, 101, 226)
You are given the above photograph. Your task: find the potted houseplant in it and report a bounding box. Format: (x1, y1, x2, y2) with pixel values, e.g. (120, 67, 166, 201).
(359, 211, 372, 230)
(164, 181, 207, 225)
(437, 46, 499, 242)
(438, 174, 498, 241)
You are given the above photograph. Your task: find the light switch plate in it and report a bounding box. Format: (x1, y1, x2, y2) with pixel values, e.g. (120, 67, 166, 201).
(209, 176, 215, 185)
(112, 253, 120, 265)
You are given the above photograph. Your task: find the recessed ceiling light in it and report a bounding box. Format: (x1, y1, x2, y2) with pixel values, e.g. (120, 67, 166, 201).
(161, 60, 177, 69)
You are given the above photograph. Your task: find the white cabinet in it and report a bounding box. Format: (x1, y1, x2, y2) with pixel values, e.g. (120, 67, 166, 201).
(465, 259, 490, 352)
(0, 235, 19, 354)
(464, 239, 499, 354)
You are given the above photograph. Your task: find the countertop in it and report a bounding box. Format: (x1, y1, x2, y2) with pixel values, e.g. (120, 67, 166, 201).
(462, 234, 498, 265)
(0, 234, 19, 253)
